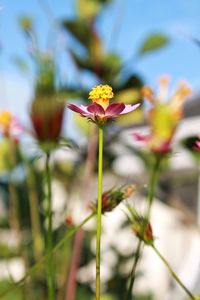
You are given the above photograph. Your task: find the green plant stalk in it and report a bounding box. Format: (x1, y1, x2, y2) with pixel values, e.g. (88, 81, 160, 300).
(8, 181, 21, 236)
(197, 162, 200, 226)
(125, 240, 142, 299)
(152, 245, 196, 300)
(0, 212, 95, 299)
(125, 155, 162, 300)
(24, 157, 44, 261)
(65, 126, 98, 300)
(146, 155, 162, 218)
(45, 152, 55, 300)
(96, 127, 103, 300)
(8, 139, 32, 299)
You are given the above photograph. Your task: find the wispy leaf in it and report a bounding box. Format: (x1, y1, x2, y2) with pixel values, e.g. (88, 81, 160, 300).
(139, 33, 169, 55)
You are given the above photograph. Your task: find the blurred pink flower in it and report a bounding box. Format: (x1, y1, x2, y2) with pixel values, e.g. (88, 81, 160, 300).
(194, 140, 200, 151)
(133, 132, 171, 154)
(67, 84, 140, 126)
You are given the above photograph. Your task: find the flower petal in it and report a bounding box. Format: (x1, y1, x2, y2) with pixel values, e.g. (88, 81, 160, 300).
(194, 140, 200, 151)
(87, 103, 105, 115)
(105, 103, 125, 116)
(133, 133, 149, 142)
(67, 103, 90, 116)
(120, 103, 140, 115)
(196, 141, 200, 148)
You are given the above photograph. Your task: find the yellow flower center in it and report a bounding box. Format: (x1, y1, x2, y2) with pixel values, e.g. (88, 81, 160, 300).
(88, 84, 114, 109)
(0, 111, 12, 128)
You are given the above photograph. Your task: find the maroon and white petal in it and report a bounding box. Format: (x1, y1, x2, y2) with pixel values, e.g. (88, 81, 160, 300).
(119, 103, 140, 115)
(67, 103, 91, 116)
(87, 103, 105, 115)
(105, 103, 125, 116)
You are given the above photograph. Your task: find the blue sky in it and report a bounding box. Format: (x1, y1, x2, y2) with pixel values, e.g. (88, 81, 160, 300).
(0, 0, 200, 122)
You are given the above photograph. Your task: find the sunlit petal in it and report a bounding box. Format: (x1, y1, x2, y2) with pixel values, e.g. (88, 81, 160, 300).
(105, 103, 125, 116)
(67, 103, 90, 116)
(120, 103, 140, 115)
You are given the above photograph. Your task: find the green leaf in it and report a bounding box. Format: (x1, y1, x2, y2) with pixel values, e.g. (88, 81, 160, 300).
(139, 33, 169, 55)
(69, 49, 121, 82)
(117, 74, 143, 90)
(76, 0, 112, 19)
(62, 19, 92, 48)
(77, 0, 101, 19)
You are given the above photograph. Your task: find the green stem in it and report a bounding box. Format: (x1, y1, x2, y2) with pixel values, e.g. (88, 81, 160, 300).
(197, 162, 200, 226)
(25, 158, 44, 261)
(146, 155, 162, 218)
(0, 212, 95, 299)
(152, 245, 196, 300)
(45, 152, 55, 300)
(125, 155, 162, 300)
(125, 240, 142, 300)
(96, 127, 103, 300)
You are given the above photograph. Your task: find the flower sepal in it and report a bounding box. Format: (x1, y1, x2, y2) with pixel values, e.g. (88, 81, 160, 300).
(131, 215, 154, 245)
(91, 185, 136, 214)
(127, 205, 154, 245)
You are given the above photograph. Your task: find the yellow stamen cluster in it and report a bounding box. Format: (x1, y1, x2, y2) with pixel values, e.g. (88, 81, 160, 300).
(89, 84, 114, 109)
(0, 111, 12, 128)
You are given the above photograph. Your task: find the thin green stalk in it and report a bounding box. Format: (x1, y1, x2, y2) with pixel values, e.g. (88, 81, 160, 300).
(146, 155, 162, 218)
(96, 127, 103, 300)
(0, 212, 95, 299)
(24, 157, 44, 261)
(125, 240, 143, 300)
(125, 155, 162, 300)
(197, 162, 200, 226)
(152, 245, 196, 300)
(65, 126, 98, 300)
(45, 152, 54, 300)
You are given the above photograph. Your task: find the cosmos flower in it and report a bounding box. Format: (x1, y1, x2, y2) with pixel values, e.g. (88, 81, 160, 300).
(134, 76, 192, 154)
(67, 84, 140, 126)
(0, 110, 22, 141)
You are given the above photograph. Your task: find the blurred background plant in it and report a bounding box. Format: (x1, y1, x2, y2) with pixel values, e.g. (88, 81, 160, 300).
(0, 0, 199, 299)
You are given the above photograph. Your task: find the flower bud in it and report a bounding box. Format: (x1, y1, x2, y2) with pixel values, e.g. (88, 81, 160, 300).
(92, 185, 136, 214)
(30, 95, 65, 147)
(131, 216, 154, 245)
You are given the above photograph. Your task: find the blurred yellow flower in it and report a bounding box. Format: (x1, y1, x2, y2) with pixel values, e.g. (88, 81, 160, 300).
(137, 76, 192, 154)
(0, 110, 22, 140)
(0, 111, 12, 129)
